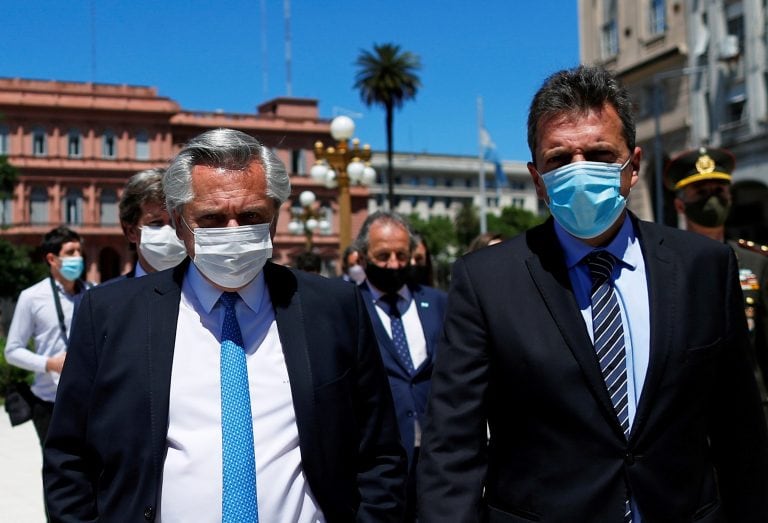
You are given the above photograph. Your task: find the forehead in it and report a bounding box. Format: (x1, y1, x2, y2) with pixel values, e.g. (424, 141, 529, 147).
(187, 163, 271, 209)
(535, 104, 626, 157)
(59, 240, 81, 254)
(368, 221, 410, 249)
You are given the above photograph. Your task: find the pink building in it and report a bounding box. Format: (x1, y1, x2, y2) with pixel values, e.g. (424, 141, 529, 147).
(0, 77, 370, 281)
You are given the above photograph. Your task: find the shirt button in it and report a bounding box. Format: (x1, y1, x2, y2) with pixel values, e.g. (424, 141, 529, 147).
(625, 452, 635, 466)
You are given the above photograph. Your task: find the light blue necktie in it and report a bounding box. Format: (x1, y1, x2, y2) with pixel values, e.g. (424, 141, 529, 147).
(219, 292, 258, 523)
(586, 251, 632, 522)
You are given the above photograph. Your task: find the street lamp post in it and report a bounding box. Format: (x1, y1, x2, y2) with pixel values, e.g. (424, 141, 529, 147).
(311, 116, 376, 252)
(288, 190, 331, 251)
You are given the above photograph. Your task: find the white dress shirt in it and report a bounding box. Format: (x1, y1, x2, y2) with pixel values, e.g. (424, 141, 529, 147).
(160, 265, 324, 523)
(369, 285, 428, 369)
(4, 277, 77, 402)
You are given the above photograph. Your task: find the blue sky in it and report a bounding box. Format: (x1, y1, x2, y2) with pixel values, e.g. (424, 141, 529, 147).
(1, 0, 579, 162)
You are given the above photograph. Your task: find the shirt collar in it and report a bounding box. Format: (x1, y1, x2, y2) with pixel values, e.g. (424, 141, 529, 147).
(368, 281, 412, 305)
(186, 263, 267, 315)
(554, 215, 639, 270)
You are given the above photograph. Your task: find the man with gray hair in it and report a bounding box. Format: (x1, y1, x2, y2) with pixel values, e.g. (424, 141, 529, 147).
(355, 210, 446, 522)
(113, 168, 187, 278)
(418, 66, 767, 521)
(44, 128, 407, 522)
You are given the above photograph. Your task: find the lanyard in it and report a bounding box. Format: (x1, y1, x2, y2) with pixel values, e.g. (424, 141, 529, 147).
(48, 275, 69, 346)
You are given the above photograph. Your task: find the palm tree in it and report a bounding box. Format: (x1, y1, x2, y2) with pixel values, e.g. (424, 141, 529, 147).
(354, 43, 421, 210)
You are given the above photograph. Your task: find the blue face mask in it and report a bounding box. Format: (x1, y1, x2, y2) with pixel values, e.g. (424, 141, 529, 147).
(541, 157, 632, 239)
(59, 256, 84, 282)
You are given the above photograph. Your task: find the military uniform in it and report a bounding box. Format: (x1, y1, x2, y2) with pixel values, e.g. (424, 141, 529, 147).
(666, 147, 768, 420)
(731, 239, 768, 412)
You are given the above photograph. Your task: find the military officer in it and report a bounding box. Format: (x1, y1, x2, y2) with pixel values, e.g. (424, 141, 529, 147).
(665, 146, 768, 418)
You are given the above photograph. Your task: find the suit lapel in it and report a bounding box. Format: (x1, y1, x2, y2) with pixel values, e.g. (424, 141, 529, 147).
(411, 286, 438, 373)
(525, 221, 623, 435)
(359, 282, 414, 376)
(630, 220, 677, 439)
(263, 263, 319, 458)
(147, 262, 185, 473)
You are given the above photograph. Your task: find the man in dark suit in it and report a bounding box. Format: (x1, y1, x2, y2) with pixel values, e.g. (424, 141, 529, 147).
(355, 211, 447, 522)
(115, 168, 188, 279)
(43, 129, 406, 522)
(418, 66, 768, 522)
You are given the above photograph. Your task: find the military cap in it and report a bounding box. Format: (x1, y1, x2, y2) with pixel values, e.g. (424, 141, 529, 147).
(664, 146, 736, 191)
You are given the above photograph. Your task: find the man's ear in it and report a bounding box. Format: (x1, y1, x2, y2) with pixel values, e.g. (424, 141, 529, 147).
(528, 162, 548, 201)
(45, 252, 57, 267)
(674, 197, 686, 215)
(123, 222, 139, 244)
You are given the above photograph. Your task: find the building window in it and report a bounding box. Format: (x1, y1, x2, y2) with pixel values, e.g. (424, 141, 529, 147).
(30, 187, 48, 225)
(68, 129, 82, 158)
(649, 0, 666, 35)
(724, 82, 747, 124)
(100, 188, 118, 225)
(725, 0, 745, 53)
(601, 0, 619, 58)
(135, 130, 149, 160)
(291, 149, 305, 175)
(1, 195, 12, 226)
(62, 188, 84, 225)
(32, 127, 47, 156)
(102, 130, 117, 159)
(0, 125, 9, 154)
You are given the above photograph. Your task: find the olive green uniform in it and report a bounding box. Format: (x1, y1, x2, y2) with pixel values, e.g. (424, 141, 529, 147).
(730, 240, 768, 419)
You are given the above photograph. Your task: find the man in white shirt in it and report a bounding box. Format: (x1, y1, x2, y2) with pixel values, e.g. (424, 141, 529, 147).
(43, 129, 406, 523)
(355, 211, 447, 522)
(5, 226, 89, 446)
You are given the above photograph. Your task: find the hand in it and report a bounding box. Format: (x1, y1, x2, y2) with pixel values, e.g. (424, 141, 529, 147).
(46, 352, 67, 374)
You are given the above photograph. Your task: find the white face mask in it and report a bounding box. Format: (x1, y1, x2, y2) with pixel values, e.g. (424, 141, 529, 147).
(139, 225, 188, 272)
(184, 220, 272, 289)
(347, 264, 366, 284)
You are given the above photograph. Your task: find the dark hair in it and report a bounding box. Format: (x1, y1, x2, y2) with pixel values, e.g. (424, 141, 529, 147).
(527, 65, 636, 162)
(467, 232, 505, 253)
(295, 251, 322, 273)
(341, 244, 361, 272)
(41, 226, 81, 263)
(119, 168, 166, 227)
(411, 233, 434, 286)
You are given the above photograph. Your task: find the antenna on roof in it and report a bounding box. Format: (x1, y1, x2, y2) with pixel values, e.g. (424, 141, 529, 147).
(261, 0, 270, 100)
(90, 0, 97, 81)
(284, 0, 292, 96)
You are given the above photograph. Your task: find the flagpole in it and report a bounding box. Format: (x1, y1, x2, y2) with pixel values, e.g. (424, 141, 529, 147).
(477, 96, 487, 235)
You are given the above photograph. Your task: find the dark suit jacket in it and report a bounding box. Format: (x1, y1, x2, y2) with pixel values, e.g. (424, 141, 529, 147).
(418, 216, 768, 523)
(359, 282, 447, 465)
(43, 260, 407, 522)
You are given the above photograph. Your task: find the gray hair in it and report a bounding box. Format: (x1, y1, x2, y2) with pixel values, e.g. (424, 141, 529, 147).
(164, 128, 290, 217)
(355, 210, 417, 254)
(527, 65, 636, 162)
(119, 168, 166, 226)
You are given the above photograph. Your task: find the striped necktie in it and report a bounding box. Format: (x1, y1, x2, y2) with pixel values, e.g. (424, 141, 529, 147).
(219, 292, 259, 522)
(586, 251, 632, 523)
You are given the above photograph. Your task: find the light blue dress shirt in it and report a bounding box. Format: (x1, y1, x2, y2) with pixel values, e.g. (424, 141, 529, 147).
(554, 215, 650, 522)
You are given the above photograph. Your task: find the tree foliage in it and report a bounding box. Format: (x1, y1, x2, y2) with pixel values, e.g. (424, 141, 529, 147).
(487, 206, 547, 239)
(354, 43, 421, 209)
(0, 238, 47, 299)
